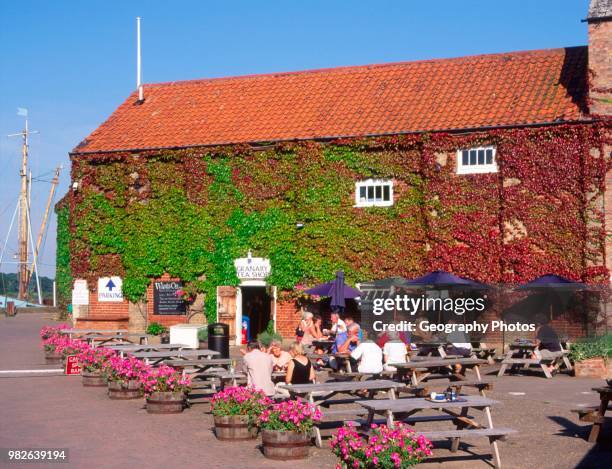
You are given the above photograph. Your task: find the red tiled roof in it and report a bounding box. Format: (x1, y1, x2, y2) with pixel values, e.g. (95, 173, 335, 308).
(73, 46, 589, 154)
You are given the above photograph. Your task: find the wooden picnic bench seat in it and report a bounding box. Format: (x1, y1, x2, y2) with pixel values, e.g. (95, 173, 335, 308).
(409, 380, 494, 397)
(419, 427, 516, 442)
(328, 370, 395, 381)
(572, 405, 612, 423)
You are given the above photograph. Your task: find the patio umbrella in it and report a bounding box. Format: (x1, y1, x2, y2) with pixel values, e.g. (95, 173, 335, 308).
(401, 270, 489, 289)
(399, 270, 489, 323)
(305, 271, 362, 312)
(514, 274, 587, 322)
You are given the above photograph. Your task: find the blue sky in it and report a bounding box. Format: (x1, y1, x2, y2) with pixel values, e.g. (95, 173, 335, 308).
(0, 0, 589, 277)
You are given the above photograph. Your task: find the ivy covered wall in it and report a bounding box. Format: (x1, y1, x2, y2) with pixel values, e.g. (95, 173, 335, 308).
(64, 124, 610, 323)
(55, 198, 72, 309)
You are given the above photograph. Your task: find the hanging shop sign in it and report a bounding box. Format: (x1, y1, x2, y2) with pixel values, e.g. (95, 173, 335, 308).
(72, 279, 89, 305)
(153, 281, 186, 315)
(97, 277, 123, 302)
(234, 250, 271, 280)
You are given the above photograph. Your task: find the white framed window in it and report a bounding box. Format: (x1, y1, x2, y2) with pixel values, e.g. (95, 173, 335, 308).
(355, 179, 394, 207)
(457, 146, 497, 174)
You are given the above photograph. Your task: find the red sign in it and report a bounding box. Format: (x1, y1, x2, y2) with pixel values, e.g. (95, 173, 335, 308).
(65, 355, 82, 375)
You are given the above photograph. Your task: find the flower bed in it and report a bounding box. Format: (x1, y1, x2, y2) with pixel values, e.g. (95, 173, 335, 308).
(331, 423, 433, 468)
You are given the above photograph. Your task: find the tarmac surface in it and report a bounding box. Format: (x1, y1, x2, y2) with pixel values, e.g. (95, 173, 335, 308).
(0, 312, 611, 469)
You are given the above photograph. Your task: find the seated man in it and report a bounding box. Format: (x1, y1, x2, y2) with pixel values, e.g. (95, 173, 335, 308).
(330, 323, 360, 371)
(534, 317, 562, 373)
(344, 316, 363, 341)
(269, 340, 292, 371)
(241, 340, 275, 396)
(382, 330, 408, 371)
(351, 334, 383, 374)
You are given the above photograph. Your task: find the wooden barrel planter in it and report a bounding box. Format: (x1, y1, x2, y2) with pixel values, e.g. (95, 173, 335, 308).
(44, 350, 62, 364)
(82, 370, 107, 387)
(146, 392, 185, 414)
(262, 430, 310, 460)
(213, 415, 257, 440)
(108, 379, 142, 400)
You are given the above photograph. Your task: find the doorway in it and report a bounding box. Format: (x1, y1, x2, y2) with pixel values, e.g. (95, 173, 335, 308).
(241, 286, 272, 339)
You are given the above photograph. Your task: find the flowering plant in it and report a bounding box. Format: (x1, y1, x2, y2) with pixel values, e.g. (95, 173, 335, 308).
(175, 283, 198, 303)
(104, 355, 150, 382)
(210, 386, 273, 426)
(42, 335, 87, 356)
(78, 347, 116, 373)
(258, 399, 322, 433)
(330, 423, 433, 468)
(40, 324, 68, 340)
(141, 364, 192, 395)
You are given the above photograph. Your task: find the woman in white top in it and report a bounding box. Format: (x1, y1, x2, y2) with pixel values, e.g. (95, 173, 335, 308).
(382, 330, 408, 371)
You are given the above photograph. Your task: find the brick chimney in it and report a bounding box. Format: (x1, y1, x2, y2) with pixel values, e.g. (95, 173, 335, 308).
(586, 0, 612, 116)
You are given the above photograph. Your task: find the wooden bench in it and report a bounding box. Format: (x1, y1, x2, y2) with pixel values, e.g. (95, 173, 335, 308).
(409, 380, 493, 397)
(328, 370, 395, 381)
(572, 406, 610, 423)
(420, 427, 516, 443)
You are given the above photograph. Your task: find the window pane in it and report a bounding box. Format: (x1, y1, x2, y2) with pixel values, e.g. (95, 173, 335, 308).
(367, 186, 374, 200)
(469, 150, 477, 165)
(359, 186, 366, 200)
(383, 185, 390, 201)
(462, 150, 469, 166)
(478, 149, 485, 165)
(486, 149, 493, 164)
(375, 185, 382, 200)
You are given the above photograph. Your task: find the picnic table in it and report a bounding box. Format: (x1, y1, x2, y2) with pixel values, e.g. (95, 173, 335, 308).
(61, 328, 129, 336)
(312, 339, 335, 352)
(278, 379, 404, 447)
(393, 358, 486, 386)
(81, 333, 133, 346)
(471, 341, 497, 364)
(497, 341, 571, 378)
(414, 341, 448, 357)
(358, 395, 515, 469)
(129, 349, 219, 365)
(106, 343, 191, 357)
(212, 370, 248, 389)
(573, 386, 612, 443)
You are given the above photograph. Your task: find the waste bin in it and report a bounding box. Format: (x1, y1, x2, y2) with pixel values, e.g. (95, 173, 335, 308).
(208, 322, 230, 358)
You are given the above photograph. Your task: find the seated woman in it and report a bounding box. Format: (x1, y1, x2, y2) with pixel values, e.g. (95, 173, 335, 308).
(285, 342, 316, 385)
(298, 312, 318, 346)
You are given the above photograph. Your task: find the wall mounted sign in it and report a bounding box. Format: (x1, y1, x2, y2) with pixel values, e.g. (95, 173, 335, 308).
(153, 281, 186, 315)
(72, 279, 89, 305)
(97, 277, 123, 302)
(65, 355, 81, 375)
(234, 250, 271, 280)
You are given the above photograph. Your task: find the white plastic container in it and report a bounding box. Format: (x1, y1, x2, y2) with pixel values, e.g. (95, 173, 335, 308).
(169, 324, 205, 349)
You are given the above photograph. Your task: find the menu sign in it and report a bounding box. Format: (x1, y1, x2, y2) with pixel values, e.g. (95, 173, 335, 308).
(153, 281, 186, 315)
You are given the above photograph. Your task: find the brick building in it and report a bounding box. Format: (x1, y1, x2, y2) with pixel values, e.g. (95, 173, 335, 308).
(59, 1, 611, 345)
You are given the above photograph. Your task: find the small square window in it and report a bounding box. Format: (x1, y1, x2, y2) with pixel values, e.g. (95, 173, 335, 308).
(457, 146, 497, 175)
(355, 179, 394, 207)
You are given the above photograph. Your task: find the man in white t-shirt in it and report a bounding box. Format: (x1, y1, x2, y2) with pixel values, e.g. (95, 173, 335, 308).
(382, 331, 408, 371)
(350, 333, 383, 374)
(329, 312, 347, 336)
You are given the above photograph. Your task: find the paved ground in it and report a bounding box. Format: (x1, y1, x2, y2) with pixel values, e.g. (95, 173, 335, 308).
(0, 313, 611, 469)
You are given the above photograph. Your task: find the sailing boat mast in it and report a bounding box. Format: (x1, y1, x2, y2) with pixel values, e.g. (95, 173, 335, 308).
(8, 108, 38, 300)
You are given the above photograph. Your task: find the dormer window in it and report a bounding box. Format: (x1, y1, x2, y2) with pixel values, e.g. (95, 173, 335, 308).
(457, 146, 497, 174)
(355, 179, 393, 207)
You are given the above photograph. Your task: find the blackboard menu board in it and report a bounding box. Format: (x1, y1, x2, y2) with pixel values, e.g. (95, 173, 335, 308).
(153, 281, 186, 315)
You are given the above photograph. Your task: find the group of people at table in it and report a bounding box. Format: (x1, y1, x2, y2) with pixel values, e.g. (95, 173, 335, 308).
(239, 311, 474, 396)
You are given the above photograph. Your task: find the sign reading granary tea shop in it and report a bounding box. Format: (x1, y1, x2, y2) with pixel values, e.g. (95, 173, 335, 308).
(153, 281, 187, 315)
(234, 250, 271, 281)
